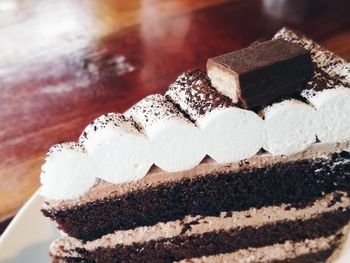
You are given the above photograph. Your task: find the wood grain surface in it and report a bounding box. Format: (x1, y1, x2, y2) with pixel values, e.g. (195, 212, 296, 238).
(0, 0, 349, 232)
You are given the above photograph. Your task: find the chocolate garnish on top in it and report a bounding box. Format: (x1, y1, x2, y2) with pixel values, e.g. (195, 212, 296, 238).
(207, 39, 314, 108)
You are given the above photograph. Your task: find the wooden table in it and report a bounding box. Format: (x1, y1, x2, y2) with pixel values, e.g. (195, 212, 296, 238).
(0, 0, 349, 234)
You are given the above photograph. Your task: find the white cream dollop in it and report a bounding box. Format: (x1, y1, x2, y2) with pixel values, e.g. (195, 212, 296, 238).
(165, 71, 264, 164)
(262, 99, 317, 155)
(126, 94, 205, 172)
(303, 87, 350, 144)
(40, 143, 96, 200)
(80, 113, 152, 182)
(197, 107, 264, 163)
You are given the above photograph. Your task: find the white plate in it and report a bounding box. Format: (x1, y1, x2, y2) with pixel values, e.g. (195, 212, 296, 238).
(0, 189, 60, 263)
(1, 189, 350, 263)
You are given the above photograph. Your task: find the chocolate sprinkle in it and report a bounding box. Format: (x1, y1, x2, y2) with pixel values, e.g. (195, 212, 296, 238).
(166, 69, 234, 121)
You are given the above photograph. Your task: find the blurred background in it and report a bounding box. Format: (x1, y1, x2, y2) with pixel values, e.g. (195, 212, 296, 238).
(0, 0, 349, 233)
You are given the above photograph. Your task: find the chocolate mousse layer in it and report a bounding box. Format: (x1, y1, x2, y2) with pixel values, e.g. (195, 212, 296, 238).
(42, 143, 350, 241)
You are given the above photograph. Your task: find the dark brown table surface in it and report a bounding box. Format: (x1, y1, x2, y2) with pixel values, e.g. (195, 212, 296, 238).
(0, 0, 349, 234)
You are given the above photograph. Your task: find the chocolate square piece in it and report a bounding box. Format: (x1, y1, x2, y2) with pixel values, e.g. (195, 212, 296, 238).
(207, 39, 314, 108)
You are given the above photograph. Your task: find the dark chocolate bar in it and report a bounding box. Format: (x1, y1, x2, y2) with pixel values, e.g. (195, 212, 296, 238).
(207, 39, 314, 108)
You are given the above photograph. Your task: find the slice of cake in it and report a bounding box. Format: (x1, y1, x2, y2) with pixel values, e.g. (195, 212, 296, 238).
(41, 28, 350, 263)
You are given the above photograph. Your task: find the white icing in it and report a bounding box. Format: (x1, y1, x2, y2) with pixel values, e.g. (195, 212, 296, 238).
(80, 113, 152, 183)
(40, 143, 96, 200)
(305, 87, 350, 144)
(197, 107, 264, 163)
(262, 100, 317, 155)
(126, 94, 205, 172)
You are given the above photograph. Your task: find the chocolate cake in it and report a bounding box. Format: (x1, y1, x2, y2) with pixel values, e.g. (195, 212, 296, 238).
(41, 28, 350, 263)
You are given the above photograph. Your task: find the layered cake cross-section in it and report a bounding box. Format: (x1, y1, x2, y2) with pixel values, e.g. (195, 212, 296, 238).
(41, 28, 350, 263)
